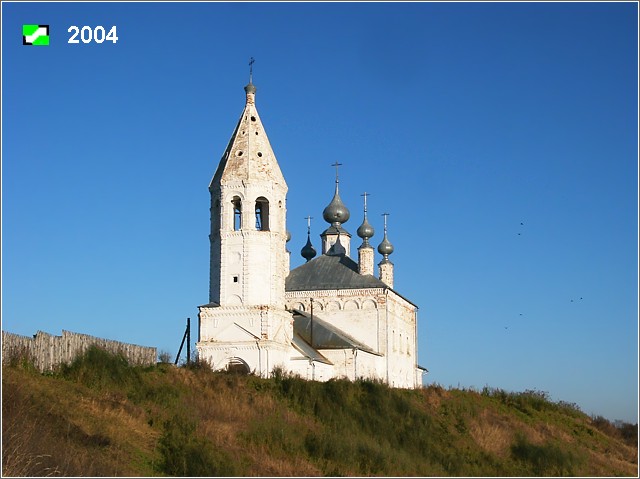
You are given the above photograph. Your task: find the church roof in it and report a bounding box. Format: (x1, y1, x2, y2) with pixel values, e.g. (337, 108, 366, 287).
(285, 253, 387, 291)
(291, 310, 379, 355)
(320, 224, 351, 237)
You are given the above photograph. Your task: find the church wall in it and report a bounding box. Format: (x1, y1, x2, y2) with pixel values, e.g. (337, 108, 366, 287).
(285, 288, 385, 353)
(288, 358, 333, 382)
(319, 349, 383, 382)
(197, 338, 291, 378)
(383, 291, 418, 388)
(285, 288, 420, 388)
(198, 306, 292, 346)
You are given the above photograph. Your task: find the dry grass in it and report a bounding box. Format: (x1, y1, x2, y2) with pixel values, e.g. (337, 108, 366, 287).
(469, 409, 514, 457)
(3, 353, 638, 477)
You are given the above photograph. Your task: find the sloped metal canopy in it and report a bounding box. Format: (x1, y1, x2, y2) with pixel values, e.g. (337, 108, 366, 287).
(292, 310, 379, 355)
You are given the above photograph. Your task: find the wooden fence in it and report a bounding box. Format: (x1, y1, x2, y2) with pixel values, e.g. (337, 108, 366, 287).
(2, 330, 157, 372)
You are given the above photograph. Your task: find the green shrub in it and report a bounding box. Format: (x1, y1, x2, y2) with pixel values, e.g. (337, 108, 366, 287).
(58, 345, 142, 390)
(158, 414, 240, 476)
(618, 422, 638, 448)
(510, 435, 578, 475)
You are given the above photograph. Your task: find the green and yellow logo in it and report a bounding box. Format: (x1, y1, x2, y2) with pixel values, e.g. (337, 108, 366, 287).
(23, 25, 49, 45)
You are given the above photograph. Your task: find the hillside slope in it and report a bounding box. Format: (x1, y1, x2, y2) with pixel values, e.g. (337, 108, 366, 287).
(2, 348, 638, 476)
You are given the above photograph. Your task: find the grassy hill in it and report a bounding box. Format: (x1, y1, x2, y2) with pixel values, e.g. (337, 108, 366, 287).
(2, 347, 638, 476)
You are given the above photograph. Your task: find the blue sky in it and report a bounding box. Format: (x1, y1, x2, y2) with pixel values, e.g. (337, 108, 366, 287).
(2, 2, 638, 423)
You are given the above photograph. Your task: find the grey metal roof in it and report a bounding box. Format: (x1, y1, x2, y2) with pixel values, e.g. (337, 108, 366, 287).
(285, 253, 387, 291)
(292, 310, 379, 355)
(291, 333, 333, 364)
(320, 224, 351, 237)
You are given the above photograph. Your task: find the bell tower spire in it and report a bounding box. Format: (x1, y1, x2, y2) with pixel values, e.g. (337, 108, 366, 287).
(199, 74, 292, 378)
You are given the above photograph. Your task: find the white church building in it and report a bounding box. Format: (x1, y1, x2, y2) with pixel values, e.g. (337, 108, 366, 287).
(197, 80, 426, 388)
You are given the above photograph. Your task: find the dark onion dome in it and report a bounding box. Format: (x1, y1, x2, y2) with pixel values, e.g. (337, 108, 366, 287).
(322, 190, 350, 225)
(286, 230, 292, 242)
(301, 235, 317, 262)
(377, 233, 394, 258)
(357, 216, 374, 246)
(244, 82, 256, 94)
(327, 235, 347, 256)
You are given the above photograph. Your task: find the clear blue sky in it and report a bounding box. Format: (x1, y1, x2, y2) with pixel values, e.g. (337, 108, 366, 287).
(2, 2, 638, 423)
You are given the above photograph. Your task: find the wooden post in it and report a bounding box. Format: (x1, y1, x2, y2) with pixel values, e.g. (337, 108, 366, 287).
(174, 318, 190, 365)
(187, 317, 191, 365)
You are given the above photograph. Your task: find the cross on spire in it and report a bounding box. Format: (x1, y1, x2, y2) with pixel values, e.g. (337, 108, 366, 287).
(331, 162, 342, 184)
(249, 57, 255, 83)
(361, 192, 370, 214)
(382, 212, 390, 234)
(305, 215, 313, 234)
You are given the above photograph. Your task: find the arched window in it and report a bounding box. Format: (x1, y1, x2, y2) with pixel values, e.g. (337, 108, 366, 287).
(227, 357, 250, 374)
(232, 196, 242, 231)
(255, 197, 269, 231)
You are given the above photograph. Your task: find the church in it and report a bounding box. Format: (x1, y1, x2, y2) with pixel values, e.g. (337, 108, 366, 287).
(197, 79, 426, 388)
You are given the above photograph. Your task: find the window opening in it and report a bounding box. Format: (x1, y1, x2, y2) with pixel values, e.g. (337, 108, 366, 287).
(255, 197, 269, 231)
(232, 196, 242, 231)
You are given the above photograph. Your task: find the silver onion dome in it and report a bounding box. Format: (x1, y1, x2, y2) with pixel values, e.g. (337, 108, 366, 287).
(377, 213, 394, 259)
(322, 190, 350, 225)
(357, 216, 375, 246)
(377, 235, 394, 257)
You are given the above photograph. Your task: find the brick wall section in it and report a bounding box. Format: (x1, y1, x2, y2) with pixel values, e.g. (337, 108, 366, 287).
(2, 330, 157, 372)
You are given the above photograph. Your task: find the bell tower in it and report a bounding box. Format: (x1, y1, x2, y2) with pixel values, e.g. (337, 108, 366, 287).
(198, 74, 293, 376)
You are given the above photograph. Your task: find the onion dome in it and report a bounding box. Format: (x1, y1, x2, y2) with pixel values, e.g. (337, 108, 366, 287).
(357, 217, 374, 246)
(323, 163, 350, 225)
(301, 235, 317, 262)
(356, 192, 374, 247)
(322, 189, 350, 225)
(327, 234, 347, 256)
(377, 235, 394, 257)
(286, 230, 291, 242)
(377, 213, 394, 261)
(301, 217, 316, 262)
(244, 82, 256, 94)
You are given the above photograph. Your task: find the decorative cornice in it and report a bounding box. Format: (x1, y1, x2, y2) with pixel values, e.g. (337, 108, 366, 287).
(285, 288, 385, 299)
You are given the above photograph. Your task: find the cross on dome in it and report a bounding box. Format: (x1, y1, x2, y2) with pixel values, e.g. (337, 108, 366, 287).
(301, 215, 317, 262)
(357, 192, 374, 246)
(378, 212, 394, 259)
(322, 163, 350, 225)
